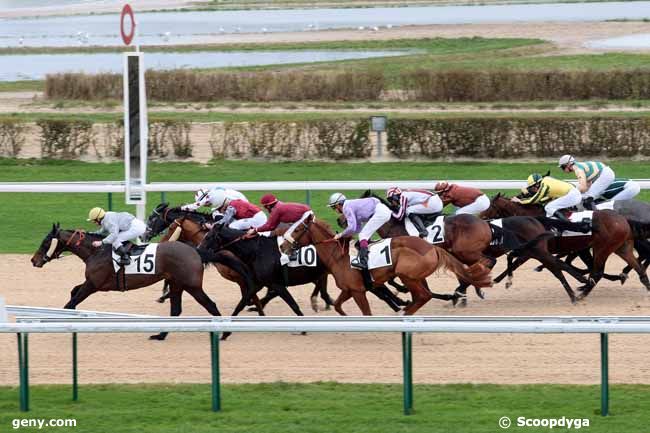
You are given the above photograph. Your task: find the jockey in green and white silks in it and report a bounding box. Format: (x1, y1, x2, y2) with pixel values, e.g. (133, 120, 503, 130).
(558, 155, 616, 210)
(600, 178, 641, 202)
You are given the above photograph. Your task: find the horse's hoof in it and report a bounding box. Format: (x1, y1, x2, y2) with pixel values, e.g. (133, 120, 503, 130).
(220, 333, 231, 341)
(247, 307, 259, 312)
(476, 289, 486, 300)
(454, 297, 468, 308)
(156, 297, 166, 304)
(310, 296, 319, 313)
(533, 265, 544, 273)
(149, 334, 166, 341)
(505, 282, 512, 290)
(619, 273, 628, 285)
(324, 304, 333, 311)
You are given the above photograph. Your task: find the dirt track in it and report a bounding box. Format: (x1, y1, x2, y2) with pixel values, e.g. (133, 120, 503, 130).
(1, 253, 649, 386)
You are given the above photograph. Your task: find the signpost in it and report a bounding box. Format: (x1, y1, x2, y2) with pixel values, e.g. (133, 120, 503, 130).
(370, 116, 387, 158)
(121, 4, 147, 221)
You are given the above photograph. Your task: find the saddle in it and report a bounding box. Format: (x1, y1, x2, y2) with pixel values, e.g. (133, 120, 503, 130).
(124, 242, 149, 257)
(418, 212, 443, 226)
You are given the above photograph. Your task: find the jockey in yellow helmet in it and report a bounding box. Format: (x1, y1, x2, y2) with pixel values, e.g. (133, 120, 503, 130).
(511, 173, 581, 222)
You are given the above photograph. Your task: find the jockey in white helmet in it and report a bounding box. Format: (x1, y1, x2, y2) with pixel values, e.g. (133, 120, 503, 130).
(181, 187, 248, 215)
(559, 155, 616, 210)
(386, 186, 443, 238)
(329, 192, 392, 270)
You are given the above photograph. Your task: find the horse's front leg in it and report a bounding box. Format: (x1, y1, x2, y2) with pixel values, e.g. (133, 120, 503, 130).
(64, 281, 96, 309)
(151, 287, 182, 341)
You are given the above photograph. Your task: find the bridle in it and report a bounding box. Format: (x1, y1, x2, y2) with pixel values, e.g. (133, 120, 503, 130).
(283, 218, 346, 258)
(43, 229, 85, 263)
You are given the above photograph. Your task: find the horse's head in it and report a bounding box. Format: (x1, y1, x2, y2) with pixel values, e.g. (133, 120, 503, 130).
(31, 223, 63, 267)
(279, 213, 334, 254)
(480, 193, 511, 219)
(143, 203, 170, 241)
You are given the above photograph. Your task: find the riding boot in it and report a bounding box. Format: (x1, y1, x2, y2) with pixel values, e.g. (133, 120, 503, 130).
(288, 247, 299, 262)
(115, 245, 131, 266)
(552, 211, 571, 224)
(582, 196, 596, 210)
(356, 245, 369, 270)
(409, 214, 428, 238)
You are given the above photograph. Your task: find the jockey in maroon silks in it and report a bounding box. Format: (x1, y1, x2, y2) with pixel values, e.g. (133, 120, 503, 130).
(249, 193, 313, 264)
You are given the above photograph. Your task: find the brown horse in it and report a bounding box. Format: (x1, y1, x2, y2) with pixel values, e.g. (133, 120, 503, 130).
(279, 215, 492, 315)
(144, 203, 334, 312)
(368, 211, 591, 304)
(481, 194, 650, 299)
(31, 223, 255, 340)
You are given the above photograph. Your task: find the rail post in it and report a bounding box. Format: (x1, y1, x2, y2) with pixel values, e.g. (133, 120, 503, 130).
(17, 333, 29, 411)
(600, 333, 609, 416)
(305, 190, 311, 206)
(402, 332, 413, 415)
(107, 192, 113, 211)
(72, 333, 78, 401)
(210, 332, 221, 412)
(161, 191, 166, 204)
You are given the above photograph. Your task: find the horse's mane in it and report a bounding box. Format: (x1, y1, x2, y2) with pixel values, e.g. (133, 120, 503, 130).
(313, 218, 336, 237)
(168, 207, 215, 223)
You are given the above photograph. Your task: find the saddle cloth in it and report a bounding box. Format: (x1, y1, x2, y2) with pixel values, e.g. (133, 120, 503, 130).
(404, 215, 445, 244)
(112, 244, 158, 274)
(350, 238, 393, 270)
(275, 237, 318, 267)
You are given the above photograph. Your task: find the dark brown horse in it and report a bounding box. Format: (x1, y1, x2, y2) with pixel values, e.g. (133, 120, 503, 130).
(481, 195, 650, 299)
(279, 215, 492, 315)
(31, 223, 255, 340)
(144, 203, 334, 312)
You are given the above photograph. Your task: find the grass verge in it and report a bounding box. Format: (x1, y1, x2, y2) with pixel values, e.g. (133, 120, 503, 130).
(0, 383, 649, 433)
(1, 159, 649, 254)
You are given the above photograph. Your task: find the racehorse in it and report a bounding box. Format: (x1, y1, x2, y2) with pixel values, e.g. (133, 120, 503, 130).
(279, 214, 493, 315)
(357, 190, 591, 304)
(481, 194, 650, 299)
(31, 223, 255, 340)
(144, 203, 335, 312)
(198, 224, 408, 321)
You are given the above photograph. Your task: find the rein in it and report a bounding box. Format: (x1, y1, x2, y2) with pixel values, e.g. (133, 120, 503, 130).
(66, 230, 86, 247)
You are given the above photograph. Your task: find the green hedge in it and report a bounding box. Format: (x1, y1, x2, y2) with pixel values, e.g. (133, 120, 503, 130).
(45, 69, 650, 102)
(400, 70, 650, 102)
(45, 70, 385, 102)
(211, 119, 371, 160)
(0, 120, 25, 157)
(387, 117, 650, 158)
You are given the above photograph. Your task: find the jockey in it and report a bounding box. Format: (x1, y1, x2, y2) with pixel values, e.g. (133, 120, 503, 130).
(208, 189, 267, 230)
(385, 187, 443, 238)
(558, 155, 615, 210)
(511, 173, 581, 223)
(250, 193, 312, 235)
(87, 207, 147, 266)
(250, 193, 312, 264)
(600, 178, 641, 203)
(181, 187, 248, 213)
(434, 182, 490, 215)
(329, 192, 392, 270)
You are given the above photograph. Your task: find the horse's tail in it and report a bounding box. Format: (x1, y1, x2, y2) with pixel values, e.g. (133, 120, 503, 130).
(627, 219, 650, 240)
(197, 248, 257, 292)
(435, 247, 493, 288)
(535, 216, 591, 233)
